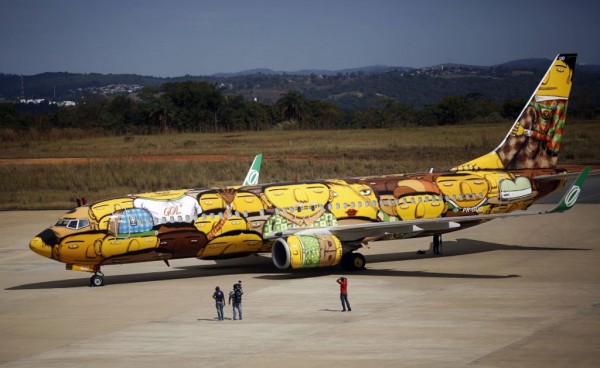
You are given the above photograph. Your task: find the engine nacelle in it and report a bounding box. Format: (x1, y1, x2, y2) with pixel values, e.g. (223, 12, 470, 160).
(271, 232, 343, 269)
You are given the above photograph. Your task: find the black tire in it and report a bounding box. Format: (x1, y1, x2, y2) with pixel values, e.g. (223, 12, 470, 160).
(90, 274, 104, 287)
(351, 253, 366, 270)
(341, 252, 366, 271)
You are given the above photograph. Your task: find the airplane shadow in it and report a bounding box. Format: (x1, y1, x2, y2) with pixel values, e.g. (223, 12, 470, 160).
(6, 239, 588, 290)
(365, 238, 589, 265)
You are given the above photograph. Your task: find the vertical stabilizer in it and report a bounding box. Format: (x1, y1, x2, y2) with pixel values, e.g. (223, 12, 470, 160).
(454, 53, 577, 171)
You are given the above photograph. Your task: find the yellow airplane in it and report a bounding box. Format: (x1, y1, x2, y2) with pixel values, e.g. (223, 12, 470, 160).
(30, 53, 592, 286)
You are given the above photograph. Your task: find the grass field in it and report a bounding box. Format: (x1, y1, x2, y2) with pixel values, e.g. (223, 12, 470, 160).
(1, 120, 598, 210)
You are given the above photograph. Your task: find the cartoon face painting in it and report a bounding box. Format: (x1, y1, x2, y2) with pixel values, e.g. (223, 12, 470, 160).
(436, 174, 489, 209)
(328, 180, 379, 221)
(538, 58, 573, 98)
(263, 183, 331, 219)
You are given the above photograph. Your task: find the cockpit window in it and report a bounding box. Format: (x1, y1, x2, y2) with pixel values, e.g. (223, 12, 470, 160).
(55, 218, 90, 230)
(55, 219, 69, 227)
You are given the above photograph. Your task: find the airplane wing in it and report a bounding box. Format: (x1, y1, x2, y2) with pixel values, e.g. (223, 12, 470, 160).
(265, 166, 590, 243)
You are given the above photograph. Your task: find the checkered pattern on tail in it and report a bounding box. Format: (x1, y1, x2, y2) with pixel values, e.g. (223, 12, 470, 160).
(496, 99, 567, 169)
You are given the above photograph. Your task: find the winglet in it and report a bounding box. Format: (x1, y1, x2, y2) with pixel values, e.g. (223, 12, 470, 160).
(548, 166, 590, 213)
(242, 154, 262, 186)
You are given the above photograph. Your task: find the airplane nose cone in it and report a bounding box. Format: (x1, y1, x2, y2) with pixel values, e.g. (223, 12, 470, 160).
(29, 228, 58, 259)
(29, 236, 53, 258)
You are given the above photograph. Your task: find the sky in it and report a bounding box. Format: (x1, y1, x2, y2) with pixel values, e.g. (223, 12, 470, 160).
(1, 0, 599, 77)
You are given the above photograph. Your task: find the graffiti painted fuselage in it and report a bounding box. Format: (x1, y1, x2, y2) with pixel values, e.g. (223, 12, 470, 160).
(30, 167, 564, 271)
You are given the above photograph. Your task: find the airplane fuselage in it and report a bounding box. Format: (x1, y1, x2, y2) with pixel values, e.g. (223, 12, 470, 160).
(29, 167, 565, 273)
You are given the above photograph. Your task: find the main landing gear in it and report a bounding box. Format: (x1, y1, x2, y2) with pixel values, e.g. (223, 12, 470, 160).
(433, 234, 443, 255)
(341, 252, 366, 271)
(89, 271, 105, 287)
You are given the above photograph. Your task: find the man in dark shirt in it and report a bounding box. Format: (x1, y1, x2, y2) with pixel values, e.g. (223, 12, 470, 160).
(228, 283, 244, 320)
(212, 286, 225, 321)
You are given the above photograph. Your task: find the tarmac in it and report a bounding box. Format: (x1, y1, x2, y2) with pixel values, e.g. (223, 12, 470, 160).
(1, 204, 599, 368)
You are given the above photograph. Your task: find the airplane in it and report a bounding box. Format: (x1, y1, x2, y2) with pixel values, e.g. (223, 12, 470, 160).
(29, 53, 593, 286)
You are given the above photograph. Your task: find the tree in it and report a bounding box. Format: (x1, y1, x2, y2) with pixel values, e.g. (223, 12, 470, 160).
(148, 97, 176, 133)
(162, 81, 224, 131)
(276, 90, 306, 128)
(306, 100, 345, 129)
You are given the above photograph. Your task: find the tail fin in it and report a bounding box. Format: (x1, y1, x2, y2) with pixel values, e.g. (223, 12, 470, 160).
(454, 53, 577, 171)
(242, 154, 262, 186)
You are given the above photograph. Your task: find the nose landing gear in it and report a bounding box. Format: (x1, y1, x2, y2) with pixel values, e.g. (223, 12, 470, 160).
(89, 271, 105, 287)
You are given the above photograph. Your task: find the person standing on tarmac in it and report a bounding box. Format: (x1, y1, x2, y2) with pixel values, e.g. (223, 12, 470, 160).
(228, 283, 244, 320)
(336, 277, 351, 312)
(213, 286, 225, 321)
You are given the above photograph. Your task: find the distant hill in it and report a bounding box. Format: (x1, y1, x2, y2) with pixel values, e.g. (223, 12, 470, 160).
(494, 58, 552, 70)
(1, 58, 599, 111)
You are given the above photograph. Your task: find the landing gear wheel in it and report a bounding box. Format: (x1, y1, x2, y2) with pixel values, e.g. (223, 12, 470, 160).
(341, 252, 366, 271)
(90, 273, 105, 287)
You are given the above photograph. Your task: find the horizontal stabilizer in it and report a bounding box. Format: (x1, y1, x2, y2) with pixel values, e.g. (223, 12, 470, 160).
(548, 166, 590, 213)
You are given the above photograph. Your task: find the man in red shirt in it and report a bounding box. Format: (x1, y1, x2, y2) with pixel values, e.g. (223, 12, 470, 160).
(336, 277, 351, 312)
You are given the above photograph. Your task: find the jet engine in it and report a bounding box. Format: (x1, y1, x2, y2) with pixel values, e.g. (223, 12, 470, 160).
(271, 232, 342, 269)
